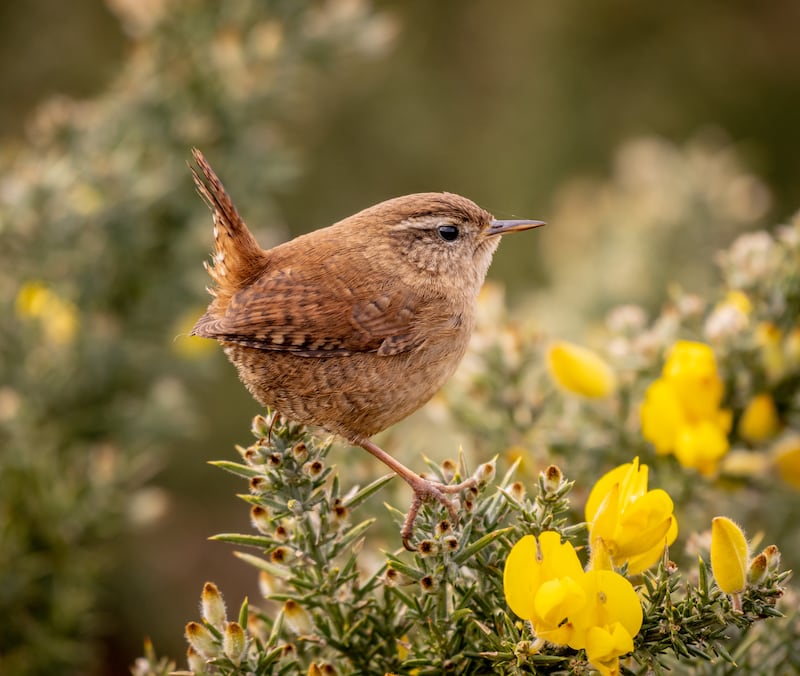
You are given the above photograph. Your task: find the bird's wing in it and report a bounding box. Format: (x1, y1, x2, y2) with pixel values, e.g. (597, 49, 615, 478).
(191, 251, 426, 357)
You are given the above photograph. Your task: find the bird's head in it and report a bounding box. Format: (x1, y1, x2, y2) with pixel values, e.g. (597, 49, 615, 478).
(345, 192, 544, 290)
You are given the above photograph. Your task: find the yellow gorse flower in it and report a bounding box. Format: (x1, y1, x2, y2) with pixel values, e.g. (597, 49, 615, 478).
(585, 458, 678, 574)
(738, 393, 781, 443)
(573, 571, 642, 676)
(771, 435, 800, 489)
(546, 340, 617, 399)
(640, 340, 732, 476)
(503, 532, 642, 676)
(15, 280, 79, 347)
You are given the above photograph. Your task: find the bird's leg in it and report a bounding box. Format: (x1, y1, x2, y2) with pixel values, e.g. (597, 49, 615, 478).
(352, 435, 477, 550)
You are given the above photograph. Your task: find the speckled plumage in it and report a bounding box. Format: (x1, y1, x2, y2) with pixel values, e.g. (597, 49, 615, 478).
(190, 149, 542, 547)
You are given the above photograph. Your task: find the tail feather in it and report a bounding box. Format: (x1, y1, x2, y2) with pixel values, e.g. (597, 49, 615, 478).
(190, 149, 268, 314)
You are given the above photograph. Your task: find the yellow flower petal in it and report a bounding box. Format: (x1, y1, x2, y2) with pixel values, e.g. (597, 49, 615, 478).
(674, 421, 729, 476)
(503, 534, 541, 621)
(640, 380, 685, 454)
(585, 623, 634, 676)
(570, 570, 642, 650)
(584, 652, 619, 676)
(589, 483, 621, 557)
(586, 457, 648, 521)
(547, 341, 617, 399)
(503, 532, 586, 646)
(663, 341, 724, 420)
(534, 577, 585, 628)
(625, 516, 678, 575)
(711, 516, 749, 594)
(772, 435, 800, 489)
(585, 463, 632, 522)
(738, 393, 781, 443)
(616, 512, 673, 559)
(588, 536, 614, 572)
(537, 530, 586, 581)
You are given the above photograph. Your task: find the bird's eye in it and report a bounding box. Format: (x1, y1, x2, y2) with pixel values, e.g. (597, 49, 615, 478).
(437, 224, 460, 242)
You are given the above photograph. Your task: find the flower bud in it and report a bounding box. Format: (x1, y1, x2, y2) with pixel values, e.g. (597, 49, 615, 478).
(711, 516, 749, 595)
(541, 465, 563, 496)
(546, 340, 617, 398)
(762, 544, 781, 572)
(283, 600, 313, 635)
(508, 481, 526, 502)
(258, 570, 279, 597)
(383, 565, 413, 587)
(331, 498, 349, 524)
(251, 414, 271, 438)
(223, 621, 247, 665)
(513, 640, 536, 658)
(186, 645, 205, 673)
(291, 442, 309, 464)
(417, 540, 439, 557)
(442, 535, 459, 553)
(419, 575, 438, 594)
(249, 475, 270, 494)
(250, 505, 271, 534)
(747, 553, 768, 585)
(440, 458, 457, 483)
(302, 460, 324, 478)
(185, 621, 219, 659)
(270, 546, 290, 565)
(435, 520, 452, 538)
(473, 458, 496, 486)
(201, 582, 227, 629)
(239, 444, 262, 465)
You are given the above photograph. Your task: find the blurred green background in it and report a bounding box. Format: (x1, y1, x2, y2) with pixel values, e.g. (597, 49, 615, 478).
(1, 1, 800, 674)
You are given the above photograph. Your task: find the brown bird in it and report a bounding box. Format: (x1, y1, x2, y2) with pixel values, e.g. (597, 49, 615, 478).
(190, 149, 543, 548)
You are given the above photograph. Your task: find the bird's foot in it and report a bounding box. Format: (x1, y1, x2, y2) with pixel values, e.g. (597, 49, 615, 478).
(352, 435, 480, 551)
(399, 474, 477, 551)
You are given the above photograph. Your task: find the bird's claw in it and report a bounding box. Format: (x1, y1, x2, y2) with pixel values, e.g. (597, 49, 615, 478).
(400, 477, 476, 551)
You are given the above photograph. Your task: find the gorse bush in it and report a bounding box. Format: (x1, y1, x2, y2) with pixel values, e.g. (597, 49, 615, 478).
(137, 414, 793, 675)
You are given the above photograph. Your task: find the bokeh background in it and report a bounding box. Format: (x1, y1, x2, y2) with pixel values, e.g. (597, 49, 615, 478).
(2, 1, 800, 674)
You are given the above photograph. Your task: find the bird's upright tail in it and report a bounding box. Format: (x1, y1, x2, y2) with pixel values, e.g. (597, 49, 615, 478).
(190, 149, 268, 311)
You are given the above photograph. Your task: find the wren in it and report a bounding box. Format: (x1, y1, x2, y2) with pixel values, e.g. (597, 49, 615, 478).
(190, 149, 543, 549)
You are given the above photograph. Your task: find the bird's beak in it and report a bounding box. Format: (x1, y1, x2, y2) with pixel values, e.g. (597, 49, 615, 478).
(485, 219, 546, 236)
